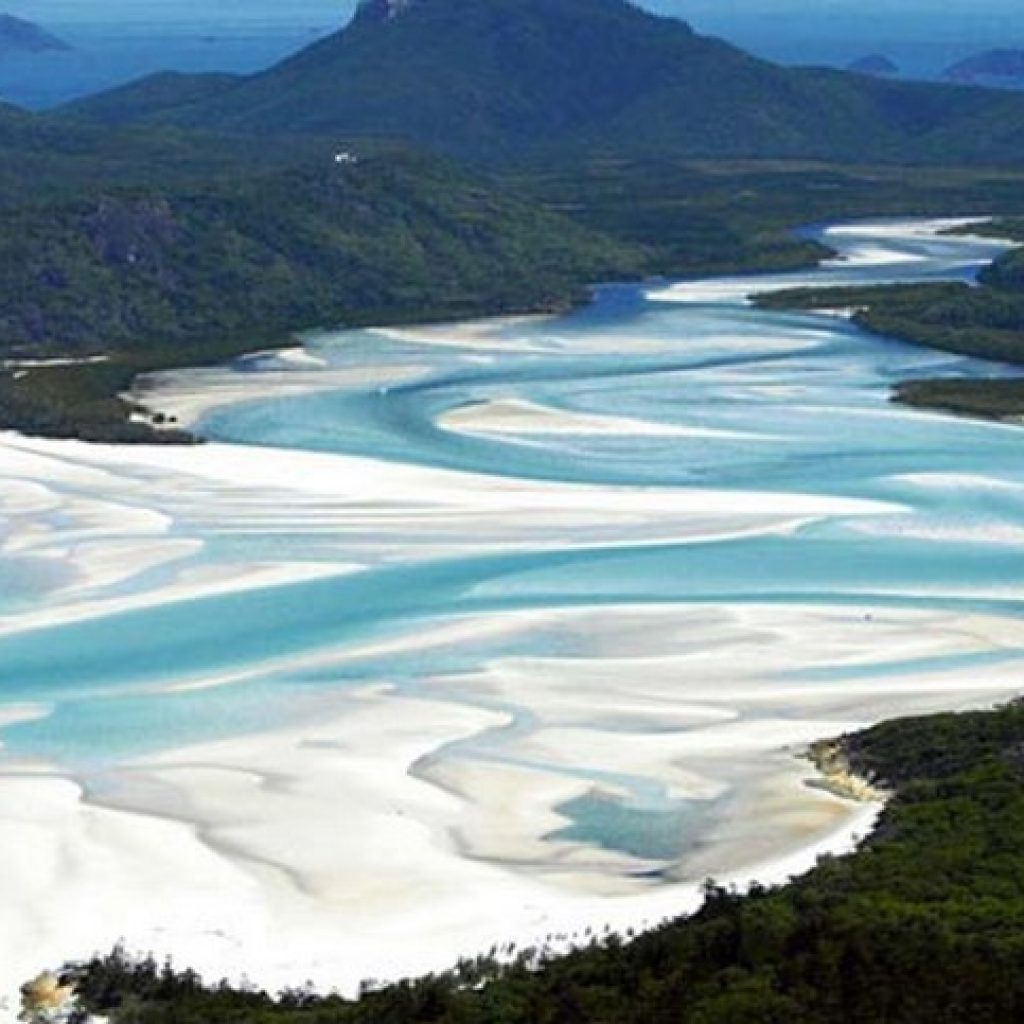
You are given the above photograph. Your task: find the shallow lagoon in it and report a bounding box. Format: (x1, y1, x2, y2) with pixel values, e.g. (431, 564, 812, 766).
(0, 219, 1023, 1001)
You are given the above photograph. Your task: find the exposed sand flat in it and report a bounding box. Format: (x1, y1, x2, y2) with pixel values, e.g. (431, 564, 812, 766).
(372, 315, 556, 353)
(132, 359, 427, 429)
(1, 217, 1021, 1022)
(438, 397, 761, 439)
(1, 355, 110, 370)
(0, 429, 934, 1016)
(0, 672, 881, 1009)
(822, 217, 989, 241)
(0, 434, 901, 516)
(0, 599, 1019, 1013)
(1, 429, 891, 643)
(648, 218, 1011, 305)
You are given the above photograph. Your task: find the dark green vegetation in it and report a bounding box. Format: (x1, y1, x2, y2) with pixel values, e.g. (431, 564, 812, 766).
(511, 161, 1024, 278)
(755, 218, 1024, 420)
(0, 151, 641, 357)
(65, 0, 1024, 167)
(6, 0, 1024, 441)
(0, 148, 643, 441)
(755, 277, 1024, 366)
(894, 378, 1024, 420)
(56, 699, 1024, 1023)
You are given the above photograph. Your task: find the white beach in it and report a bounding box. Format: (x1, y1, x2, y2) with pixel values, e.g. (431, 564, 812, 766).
(0, 426, 1020, 1015)
(1, 217, 1021, 1019)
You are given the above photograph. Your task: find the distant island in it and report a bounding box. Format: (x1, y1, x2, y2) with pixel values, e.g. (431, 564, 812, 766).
(0, 13, 70, 55)
(846, 54, 899, 77)
(944, 49, 1024, 88)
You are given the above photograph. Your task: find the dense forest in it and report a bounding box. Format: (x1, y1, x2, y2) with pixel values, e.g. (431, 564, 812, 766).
(35, 698, 1024, 1024)
(0, 147, 644, 441)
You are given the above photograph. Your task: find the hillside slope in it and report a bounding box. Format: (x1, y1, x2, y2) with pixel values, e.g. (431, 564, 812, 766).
(0, 147, 642, 440)
(0, 149, 639, 358)
(64, 0, 1024, 165)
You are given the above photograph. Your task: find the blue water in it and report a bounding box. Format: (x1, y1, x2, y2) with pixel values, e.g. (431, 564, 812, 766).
(0, 21, 329, 108)
(2, 218, 1023, 867)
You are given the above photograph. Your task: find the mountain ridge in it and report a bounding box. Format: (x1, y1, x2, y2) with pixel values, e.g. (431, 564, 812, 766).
(62, 0, 1024, 165)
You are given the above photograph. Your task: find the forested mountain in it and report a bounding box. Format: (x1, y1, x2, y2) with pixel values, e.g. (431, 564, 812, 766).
(0, 149, 638, 359)
(65, 0, 1024, 165)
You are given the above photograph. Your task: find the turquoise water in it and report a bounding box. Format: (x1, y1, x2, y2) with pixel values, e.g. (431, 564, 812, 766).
(2, 219, 1023, 866)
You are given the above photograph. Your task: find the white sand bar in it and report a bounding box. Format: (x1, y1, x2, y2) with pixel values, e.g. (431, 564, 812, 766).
(1, 217, 1022, 1018)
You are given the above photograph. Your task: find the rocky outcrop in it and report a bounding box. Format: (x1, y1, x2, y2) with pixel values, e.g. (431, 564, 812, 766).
(807, 740, 886, 803)
(19, 971, 77, 1023)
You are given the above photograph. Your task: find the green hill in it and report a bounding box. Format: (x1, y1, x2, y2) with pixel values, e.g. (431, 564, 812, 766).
(0, 147, 642, 441)
(64, 0, 1024, 165)
(0, 148, 639, 359)
(0, 102, 331, 205)
(62, 71, 243, 128)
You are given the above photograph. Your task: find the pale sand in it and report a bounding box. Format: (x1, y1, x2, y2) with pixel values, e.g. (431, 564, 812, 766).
(0, 428, 895, 650)
(647, 218, 1009, 305)
(438, 397, 762, 440)
(372, 315, 557, 353)
(0, 434, 901, 517)
(131, 359, 426, 430)
(0, 598, 1019, 1016)
(0, 433, 940, 1011)
(1, 355, 110, 370)
(822, 217, 989, 242)
(0, 682, 880, 1012)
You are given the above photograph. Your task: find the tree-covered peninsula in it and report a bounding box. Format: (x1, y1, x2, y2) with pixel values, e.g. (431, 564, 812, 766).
(755, 220, 1024, 421)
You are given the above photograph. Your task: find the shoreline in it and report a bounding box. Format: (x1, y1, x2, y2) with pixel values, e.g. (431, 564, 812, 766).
(1, 701, 887, 1010)
(3, 216, 1024, 1015)
(53, 696, 1024, 1023)
(2, 213, 1019, 445)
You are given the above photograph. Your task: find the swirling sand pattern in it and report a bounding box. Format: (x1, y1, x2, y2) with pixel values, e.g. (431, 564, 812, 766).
(0, 219, 1022, 1006)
